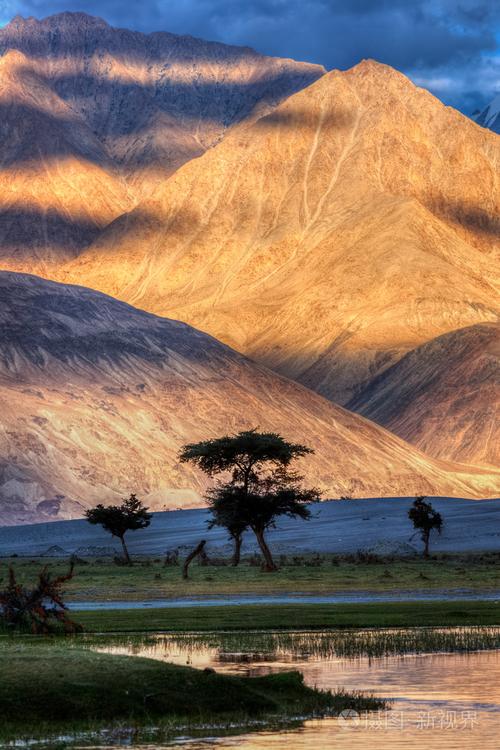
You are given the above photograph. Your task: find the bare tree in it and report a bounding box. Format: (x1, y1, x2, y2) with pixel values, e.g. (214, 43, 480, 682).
(0, 563, 82, 634)
(182, 540, 207, 579)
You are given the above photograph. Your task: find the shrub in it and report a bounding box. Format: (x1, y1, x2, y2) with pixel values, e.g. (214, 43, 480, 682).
(0, 563, 82, 634)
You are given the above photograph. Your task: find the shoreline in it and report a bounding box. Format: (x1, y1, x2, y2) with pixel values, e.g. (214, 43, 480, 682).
(72, 600, 500, 632)
(68, 589, 500, 610)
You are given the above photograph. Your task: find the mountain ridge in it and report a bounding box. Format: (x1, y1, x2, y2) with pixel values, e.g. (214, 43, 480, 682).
(56, 59, 500, 409)
(0, 15, 497, 491)
(0, 12, 325, 196)
(0, 271, 497, 525)
(348, 323, 500, 469)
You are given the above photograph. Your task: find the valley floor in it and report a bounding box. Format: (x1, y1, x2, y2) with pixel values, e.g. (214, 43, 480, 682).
(2, 553, 500, 602)
(1, 498, 500, 558)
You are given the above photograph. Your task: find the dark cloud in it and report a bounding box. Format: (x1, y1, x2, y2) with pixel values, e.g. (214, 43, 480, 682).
(1, 0, 499, 112)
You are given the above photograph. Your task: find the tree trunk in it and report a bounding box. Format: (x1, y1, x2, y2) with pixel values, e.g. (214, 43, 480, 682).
(182, 540, 207, 580)
(423, 530, 430, 558)
(232, 533, 242, 567)
(253, 528, 277, 572)
(119, 534, 131, 564)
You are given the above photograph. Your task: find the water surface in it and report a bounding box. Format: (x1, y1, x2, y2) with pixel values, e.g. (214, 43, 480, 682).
(87, 629, 500, 750)
(69, 590, 500, 609)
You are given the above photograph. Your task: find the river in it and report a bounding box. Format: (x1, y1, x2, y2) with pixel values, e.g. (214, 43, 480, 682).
(85, 629, 500, 750)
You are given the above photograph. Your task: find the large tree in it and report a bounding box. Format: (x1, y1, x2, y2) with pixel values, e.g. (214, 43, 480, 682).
(180, 430, 320, 571)
(408, 496, 443, 557)
(85, 494, 152, 564)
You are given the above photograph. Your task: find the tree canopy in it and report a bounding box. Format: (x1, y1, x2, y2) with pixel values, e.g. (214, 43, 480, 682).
(85, 494, 152, 564)
(179, 429, 313, 479)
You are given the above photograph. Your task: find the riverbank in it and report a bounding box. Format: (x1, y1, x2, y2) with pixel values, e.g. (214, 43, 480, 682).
(74, 600, 500, 632)
(0, 641, 384, 745)
(4, 553, 500, 602)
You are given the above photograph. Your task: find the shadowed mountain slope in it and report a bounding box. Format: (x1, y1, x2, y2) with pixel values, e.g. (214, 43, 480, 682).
(0, 272, 497, 525)
(348, 324, 500, 469)
(0, 12, 324, 197)
(0, 12, 323, 273)
(59, 60, 500, 410)
(0, 49, 133, 272)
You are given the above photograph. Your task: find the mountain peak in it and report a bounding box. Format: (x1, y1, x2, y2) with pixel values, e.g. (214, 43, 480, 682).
(4, 12, 110, 31)
(344, 58, 421, 92)
(302, 57, 425, 108)
(350, 58, 394, 73)
(475, 93, 500, 134)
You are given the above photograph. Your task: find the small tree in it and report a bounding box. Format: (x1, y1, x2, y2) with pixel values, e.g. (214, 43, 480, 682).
(85, 494, 152, 564)
(180, 430, 320, 571)
(408, 496, 443, 557)
(0, 563, 82, 634)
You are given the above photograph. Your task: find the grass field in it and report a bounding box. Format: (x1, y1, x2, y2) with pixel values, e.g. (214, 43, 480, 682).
(0, 641, 384, 744)
(2, 552, 499, 602)
(74, 600, 500, 632)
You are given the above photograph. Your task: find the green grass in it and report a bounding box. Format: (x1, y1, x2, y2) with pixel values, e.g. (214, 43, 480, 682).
(2, 552, 500, 601)
(157, 626, 500, 658)
(0, 641, 384, 744)
(74, 600, 500, 632)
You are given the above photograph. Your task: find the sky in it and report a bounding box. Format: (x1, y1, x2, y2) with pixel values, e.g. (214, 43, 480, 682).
(0, 0, 499, 113)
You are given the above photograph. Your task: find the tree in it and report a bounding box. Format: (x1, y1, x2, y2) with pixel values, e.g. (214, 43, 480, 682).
(0, 563, 82, 634)
(182, 540, 207, 579)
(408, 496, 443, 557)
(206, 485, 249, 566)
(180, 430, 320, 571)
(85, 494, 152, 564)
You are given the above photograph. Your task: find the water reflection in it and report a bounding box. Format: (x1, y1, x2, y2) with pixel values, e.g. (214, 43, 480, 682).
(85, 629, 500, 750)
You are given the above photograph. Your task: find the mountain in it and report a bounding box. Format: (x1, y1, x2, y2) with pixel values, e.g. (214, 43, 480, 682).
(0, 272, 496, 525)
(0, 12, 324, 202)
(58, 60, 500, 410)
(0, 15, 498, 489)
(0, 48, 133, 273)
(475, 94, 500, 134)
(348, 324, 500, 469)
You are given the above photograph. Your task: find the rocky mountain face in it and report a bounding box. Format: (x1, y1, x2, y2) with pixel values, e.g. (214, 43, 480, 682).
(348, 324, 500, 470)
(59, 61, 500, 413)
(1, 272, 496, 525)
(0, 12, 324, 202)
(0, 14, 498, 516)
(475, 94, 500, 134)
(0, 48, 133, 272)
